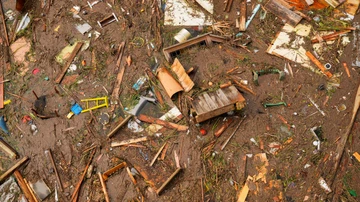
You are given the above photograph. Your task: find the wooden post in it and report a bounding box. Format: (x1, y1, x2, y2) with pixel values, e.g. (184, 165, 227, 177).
(98, 172, 110, 202)
(14, 170, 37, 202)
(239, 0, 247, 31)
(305, 51, 333, 78)
(55, 42, 84, 84)
(0, 156, 29, 182)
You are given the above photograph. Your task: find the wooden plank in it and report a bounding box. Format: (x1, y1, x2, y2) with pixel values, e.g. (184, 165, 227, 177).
(196, 104, 235, 123)
(198, 95, 213, 111)
(192, 101, 206, 115)
(264, 0, 302, 27)
(237, 177, 251, 202)
(0, 138, 18, 159)
(111, 137, 148, 147)
(203, 93, 218, 110)
(216, 88, 231, 104)
(239, 0, 247, 31)
(211, 93, 226, 108)
(0, 156, 29, 183)
(55, 42, 83, 84)
(14, 170, 37, 202)
(137, 114, 188, 132)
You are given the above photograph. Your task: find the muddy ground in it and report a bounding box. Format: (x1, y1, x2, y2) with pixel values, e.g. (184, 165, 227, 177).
(0, 0, 360, 201)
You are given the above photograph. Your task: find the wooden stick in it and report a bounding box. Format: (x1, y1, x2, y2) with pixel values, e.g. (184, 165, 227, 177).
(70, 149, 96, 202)
(14, 170, 37, 202)
(342, 62, 351, 78)
(0, 1, 9, 46)
(305, 51, 333, 78)
(98, 172, 110, 202)
(0, 156, 29, 182)
(160, 143, 169, 160)
(107, 115, 133, 138)
(125, 167, 144, 198)
(102, 162, 127, 181)
(55, 42, 84, 84)
(45, 149, 64, 191)
(232, 79, 256, 95)
(111, 137, 148, 147)
(156, 168, 182, 195)
(311, 30, 351, 43)
(221, 116, 246, 151)
(150, 142, 167, 167)
(137, 114, 188, 131)
(0, 138, 18, 159)
(239, 0, 246, 31)
(24, 178, 39, 202)
(330, 84, 360, 186)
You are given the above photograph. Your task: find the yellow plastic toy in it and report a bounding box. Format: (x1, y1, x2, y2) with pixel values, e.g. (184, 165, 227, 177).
(67, 96, 109, 118)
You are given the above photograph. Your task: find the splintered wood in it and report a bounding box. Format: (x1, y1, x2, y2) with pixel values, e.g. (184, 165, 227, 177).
(239, 0, 247, 31)
(191, 85, 246, 123)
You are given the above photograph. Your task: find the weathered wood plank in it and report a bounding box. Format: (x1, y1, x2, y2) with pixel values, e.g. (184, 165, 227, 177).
(264, 0, 302, 27)
(195, 104, 235, 123)
(239, 0, 247, 31)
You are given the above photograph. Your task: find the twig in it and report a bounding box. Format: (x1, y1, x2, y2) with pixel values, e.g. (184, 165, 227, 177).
(150, 142, 167, 167)
(98, 172, 110, 202)
(45, 149, 64, 191)
(0, 1, 9, 46)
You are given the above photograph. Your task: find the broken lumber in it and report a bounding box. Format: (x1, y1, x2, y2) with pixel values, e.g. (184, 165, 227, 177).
(111, 137, 148, 147)
(55, 42, 84, 84)
(264, 0, 302, 27)
(107, 115, 133, 138)
(102, 162, 127, 181)
(98, 172, 110, 202)
(232, 79, 256, 95)
(239, 0, 246, 31)
(0, 156, 29, 183)
(311, 30, 351, 43)
(70, 149, 95, 202)
(150, 142, 167, 167)
(305, 51, 332, 78)
(24, 178, 39, 202)
(14, 170, 37, 202)
(0, 138, 18, 159)
(45, 149, 63, 191)
(156, 167, 182, 195)
(137, 114, 188, 132)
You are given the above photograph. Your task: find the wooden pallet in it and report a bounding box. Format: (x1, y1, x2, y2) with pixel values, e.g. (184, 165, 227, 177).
(191, 85, 246, 123)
